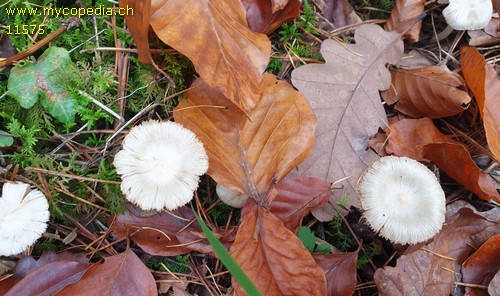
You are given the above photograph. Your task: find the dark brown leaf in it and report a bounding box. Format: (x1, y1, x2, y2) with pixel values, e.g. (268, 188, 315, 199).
(374, 206, 500, 295)
(385, 0, 425, 42)
(174, 74, 316, 205)
(383, 66, 471, 118)
(150, 0, 271, 113)
(243, 0, 301, 34)
(270, 176, 331, 231)
(316, 0, 362, 30)
(57, 250, 157, 296)
(109, 206, 236, 256)
(313, 251, 359, 296)
(230, 201, 327, 295)
(291, 24, 404, 219)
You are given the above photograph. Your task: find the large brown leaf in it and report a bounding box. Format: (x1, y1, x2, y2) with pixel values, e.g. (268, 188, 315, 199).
(291, 24, 404, 219)
(1, 253, 91, 296)
(270, 176, 331, 231)
(109, 206, 236, 256)
(242, 0, 301, 34)
(386, 118, 500, 202)
(384, 0, 425, 42)
(174, 74, 316, 205)
(374, 206, 500, 296)
(382, 66, 471, 118)
(57, 250, 157, 296)
(119, 0, 152, 64)
(460, 46, 500, 160)
(230, 201, 327, 295)
(313, 251, 359, 296)
(150, 0, 271, 113)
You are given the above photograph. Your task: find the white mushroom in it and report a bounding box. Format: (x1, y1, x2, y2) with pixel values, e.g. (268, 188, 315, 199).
(358, 156, 446, 245)
(114, 120, 209, 211)
(216, 184, 249, 208)
(0, 182, 50, 256)
(443, 0, 493, 30)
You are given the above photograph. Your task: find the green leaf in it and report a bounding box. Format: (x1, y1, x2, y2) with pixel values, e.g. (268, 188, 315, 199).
(297, 226, 316, 252)
(316, 244, 332, 254)
(194, 211, 262, 296)
(0, 130, 14, 147)
(7, 47, 77, 123)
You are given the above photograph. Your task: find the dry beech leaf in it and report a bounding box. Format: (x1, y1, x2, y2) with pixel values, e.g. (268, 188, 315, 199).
(386, 118, 499, 202)
(384, 0, 425, 42)
(230, 201, 327, 295)
(119, 0, 152, 64)
(291, 24, 403, 219)
(270, 176, 331, 232)
(316, 0, 362, 30)
(109, 206, 236, 256)
(57, 250, 157, 296)
(374, 206, 500, 296)
(462, 234, 500, 295)
(242, 0, 301, 35)
(174, 74, 316, 204)
(1, 252, 91, 296)
(460, 46, 500, 160)
(313, 251, 359, 296)
(150, 0, 271, 113)
(382, 66, 471, 118)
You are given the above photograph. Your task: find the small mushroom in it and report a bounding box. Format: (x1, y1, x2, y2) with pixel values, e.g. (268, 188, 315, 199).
(216, 184, 249, 208)
(0, 182, 50, 256)
(358, 156, 446, 245)
(443, 0, 493, 30)
(114, 120, 209, 211)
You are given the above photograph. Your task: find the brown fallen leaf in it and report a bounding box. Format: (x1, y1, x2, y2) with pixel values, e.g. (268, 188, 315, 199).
(174, 74, 316, 205)
(489, 270, 500, 296)
(119, 0, 152, 64)
(291, 24, 404, 219)
(270, 0, 289, 13)
(316, 0, 362, 30)
(242, 0, 301, 34)
(57, 250, 156, 296)
(386, 118, 499, 203)
(385, 0, 425, 42)
(484, 18, 500, 37)
(1, 252, 91, 296)
(109, 206, 236, 256)
(270, 176, 331, 232)
(230, 201, 327, 295)
(460, 46, 500, 160)
(150, 0, 271, 113)
(313, 251, 359, 296)
(462, 234, 500, 296)
(374, 206, 500, 296)
(383, 66, 471, 118)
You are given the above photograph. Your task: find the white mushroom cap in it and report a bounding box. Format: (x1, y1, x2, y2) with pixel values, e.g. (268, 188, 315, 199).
(358, 156, 445, 245)
(114, 120, 209, 211)
(216, 184, 249, 208)
(0, 182, 50, 256)
(443, 0, 493, 30)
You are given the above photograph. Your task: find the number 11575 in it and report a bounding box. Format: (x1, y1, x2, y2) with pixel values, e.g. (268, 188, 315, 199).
(5, 24, 45, 35)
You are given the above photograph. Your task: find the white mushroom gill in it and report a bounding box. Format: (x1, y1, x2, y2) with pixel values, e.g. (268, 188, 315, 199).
(443, 0, 493, 31)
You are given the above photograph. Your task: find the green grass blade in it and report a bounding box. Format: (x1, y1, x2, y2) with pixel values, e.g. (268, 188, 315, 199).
(194, 212, 262, 296)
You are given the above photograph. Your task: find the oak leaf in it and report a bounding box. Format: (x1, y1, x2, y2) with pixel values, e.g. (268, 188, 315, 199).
(386, 118, 499, 202)
(242, 0, 301, 34)
(291, 24, 404, 219)
(57, 250, 157, 296)
(385, 0, 425, 42)
(460, 46, 500, 160)
(230, 201, 327, 295)
(382, 66, 471, 118)
(150, 0, 271, 113)
(174, 74, 316, 205)
(109, 206, 236, 256)
(374, 206, 500, 296)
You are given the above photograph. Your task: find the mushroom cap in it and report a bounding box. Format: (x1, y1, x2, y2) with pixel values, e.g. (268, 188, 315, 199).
(443, 0, 493, 30)
(216, 184, 249, 208)
(114, 120, 209, 211)
(0, 182, 50, 256)
(358, 156, 445, 245)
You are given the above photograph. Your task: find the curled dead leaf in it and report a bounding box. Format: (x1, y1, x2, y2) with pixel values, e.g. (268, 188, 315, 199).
(385, 0, 425, 42)
(242, 0, 301, 34)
